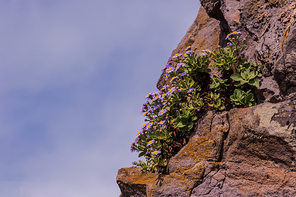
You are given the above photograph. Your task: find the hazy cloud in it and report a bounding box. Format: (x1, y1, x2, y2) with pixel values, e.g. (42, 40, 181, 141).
(0, 0, 200, 196)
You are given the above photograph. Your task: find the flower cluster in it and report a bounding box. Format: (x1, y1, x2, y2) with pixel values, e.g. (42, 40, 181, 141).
(131, 31, 262, 174)
(131, 45, 209, 173)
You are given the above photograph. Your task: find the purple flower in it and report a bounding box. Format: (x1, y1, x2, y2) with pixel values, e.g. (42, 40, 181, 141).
(166, 87, 176, 96)
(166, 66, 175, 73)
(162, 124, 167, 129)
(159, 120, 165, 125)
(180, 72, 187, 77)
(211, 74, 221, 80)
(202, 49, 212, 53)
(161, 85, 168, 92)
(142, 123, 146, 129)
(160, 92, 167, 99)
(172, 53, 182, 58)
(185, 50, 193, 55)
(145, 123, 152, 131)
(141, 102, 149, 113)
(158, 109, 167, 116)
(142, 111, 149, 116)
(170, 76, 178, 82)
(145, 94, 151, 100)
(241, 52, 246, 55)
(162, 63, 170, 71)
(163, 73, 169, 81)
(199, 51, 208, 56)
(225, 31, 242, 40)
(152, 104, 160, 112)
(147, 139, 155, 146)
(146, 91, 157, 99)
(151, 150, 161, 155)
(143, 106, 152, 116)
(152, 94, 160, 102)
(185, 46, 192, 50)
(187, 87, 195, 93)
(175, 87, 183, 93)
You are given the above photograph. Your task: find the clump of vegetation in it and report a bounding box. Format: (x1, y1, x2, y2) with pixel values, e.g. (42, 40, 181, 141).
(131, 31, 262, 174)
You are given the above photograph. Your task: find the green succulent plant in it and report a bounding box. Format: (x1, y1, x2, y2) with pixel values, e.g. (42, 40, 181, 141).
(230, 89, 255, 108)
(205, 92, 225, 110)
(231, 68, 260, 87)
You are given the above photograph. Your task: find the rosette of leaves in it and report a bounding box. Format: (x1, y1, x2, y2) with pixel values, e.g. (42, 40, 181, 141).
(230, 68, 260, 87)
(205, 92, 225, 110)
(211, 46, 237, 72)
(183, 49, 211, 74)
(230, 89, 255, 108)
(173, 108, 199, 135)
(210, 74, 229, 91)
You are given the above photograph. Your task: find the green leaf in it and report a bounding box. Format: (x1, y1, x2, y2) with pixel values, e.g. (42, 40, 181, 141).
(230, 73, 242, 81)
(139, 145, 146, 151)
(248, 79, 259, 87)
(240, 69, 249, 80)
(176, 122, 186, 128)
(188, 124, 193, 131)
(139, 152, 146, 157)
(158, 159, 167, 167)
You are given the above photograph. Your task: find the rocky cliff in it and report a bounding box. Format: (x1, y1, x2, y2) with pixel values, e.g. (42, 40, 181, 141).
(117, 0, 296, 196)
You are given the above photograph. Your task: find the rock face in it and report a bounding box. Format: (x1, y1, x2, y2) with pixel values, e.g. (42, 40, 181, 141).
(117, 0, 296, 196)
(117, 101, 296, 196)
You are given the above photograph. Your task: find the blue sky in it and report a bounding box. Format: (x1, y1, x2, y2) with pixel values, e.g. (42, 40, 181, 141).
(0, 0, 200, 196)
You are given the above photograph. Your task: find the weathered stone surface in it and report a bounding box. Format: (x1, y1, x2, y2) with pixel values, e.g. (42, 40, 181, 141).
(117, 167, 158, 197)
(200, 0, 223, 19)
(274, 26, 296, 97)
(117, 101, 296, 197)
